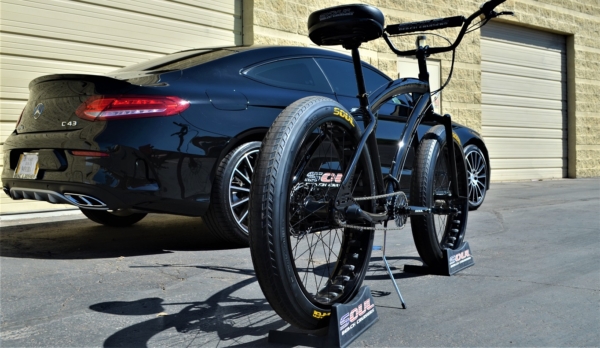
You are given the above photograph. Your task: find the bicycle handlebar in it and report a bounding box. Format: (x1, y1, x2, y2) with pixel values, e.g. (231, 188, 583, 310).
(383, 0, 507, 56)
(385, 16, 465, 35)
(481, 0, 507, 14)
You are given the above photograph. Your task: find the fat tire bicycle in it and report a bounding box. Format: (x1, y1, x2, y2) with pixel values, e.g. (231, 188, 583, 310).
(248, 0, 511, 330)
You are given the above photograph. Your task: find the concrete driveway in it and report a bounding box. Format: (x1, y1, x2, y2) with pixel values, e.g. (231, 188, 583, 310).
(1, 179, 598, 347)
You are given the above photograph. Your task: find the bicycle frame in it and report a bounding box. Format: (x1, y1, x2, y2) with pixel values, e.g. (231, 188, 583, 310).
(333, 43, 462, 225)
(319, 0, 510, 226)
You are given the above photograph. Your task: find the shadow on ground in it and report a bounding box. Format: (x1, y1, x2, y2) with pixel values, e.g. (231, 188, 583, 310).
(89, 266, 286, 347)
(0, 214, 241, 259)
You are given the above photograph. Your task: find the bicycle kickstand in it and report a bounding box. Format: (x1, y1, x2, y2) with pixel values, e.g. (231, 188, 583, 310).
(374, 222, 407, 309)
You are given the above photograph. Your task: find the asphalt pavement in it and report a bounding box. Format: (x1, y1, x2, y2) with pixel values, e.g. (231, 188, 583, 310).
(1, 179, 599, 347)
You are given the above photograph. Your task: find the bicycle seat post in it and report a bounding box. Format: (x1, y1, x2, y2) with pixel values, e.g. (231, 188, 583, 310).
(349, 46, 371, 111)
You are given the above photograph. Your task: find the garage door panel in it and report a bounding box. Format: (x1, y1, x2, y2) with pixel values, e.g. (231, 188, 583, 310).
(482, 21, 566, 53)
(485, 138, 566, 158)
(491, 168, 566, 181)
(491, 158, 566, 170)
(1, 58, 111, 100)
(482, 61, 564, 82)
(482, 126, 566, 139)
(482, 105, 565, 129)
(1, 33, 161, 68)
(1, 19, 238, 54)
(73, 0, 241, 31)
(172, 0, 239, 14)
(482, 94, 566, 111)
(1, 123, 18, 143)
(0, 101, 27, 123)
(483, 72, 566, 100)
(481, 40, 565, 72)
(1, 56, 111, 75)
(3, 1, 241, 52)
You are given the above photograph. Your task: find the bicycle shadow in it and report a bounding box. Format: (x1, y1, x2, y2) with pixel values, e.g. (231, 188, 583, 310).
(366, 256, 425, 281)
(89, 266, 287, 347)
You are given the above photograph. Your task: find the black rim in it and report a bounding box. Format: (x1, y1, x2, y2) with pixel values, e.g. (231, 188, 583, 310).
(287, 120, 368, 306)
(228, 148, 259, 234)
(465, 147, 487, 206)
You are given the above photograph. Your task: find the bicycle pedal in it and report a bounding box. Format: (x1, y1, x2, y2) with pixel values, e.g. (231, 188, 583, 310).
(335, 275, 350, 283)
(342, 265, 356, 272)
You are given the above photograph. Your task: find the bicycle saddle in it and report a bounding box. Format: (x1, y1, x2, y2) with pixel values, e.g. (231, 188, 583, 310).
(308, 4, 384, 46)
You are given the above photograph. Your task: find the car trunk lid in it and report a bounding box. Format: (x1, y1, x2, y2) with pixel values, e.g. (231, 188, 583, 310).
(16, 74, 135, 134)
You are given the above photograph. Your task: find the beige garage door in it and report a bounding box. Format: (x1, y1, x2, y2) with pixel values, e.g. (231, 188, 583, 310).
(0, 0, 242, 214)
(481, 21, 567, 181)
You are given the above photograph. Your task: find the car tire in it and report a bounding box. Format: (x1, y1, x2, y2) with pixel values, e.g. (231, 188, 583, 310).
(204, 141, 261, 246)
(80, 209, 147, 227)
(464, 144, 488, 210)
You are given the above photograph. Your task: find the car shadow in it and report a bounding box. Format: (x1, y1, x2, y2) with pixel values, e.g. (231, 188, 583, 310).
(0, 214, 242, 260)
(89, 266, 287, 347)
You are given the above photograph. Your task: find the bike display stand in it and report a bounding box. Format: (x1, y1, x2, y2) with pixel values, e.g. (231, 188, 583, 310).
(404, 241, 475, 276)
(268, 286, 378, 348)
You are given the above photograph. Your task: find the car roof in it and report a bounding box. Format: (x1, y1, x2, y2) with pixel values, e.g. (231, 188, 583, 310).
(113, 45, 380, 74)
(183, 45, 352, 59)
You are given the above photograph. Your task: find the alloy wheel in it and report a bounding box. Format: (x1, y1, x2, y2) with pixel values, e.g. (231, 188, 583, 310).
(228, 148, 259, 234)
(465, 145, 487, 208)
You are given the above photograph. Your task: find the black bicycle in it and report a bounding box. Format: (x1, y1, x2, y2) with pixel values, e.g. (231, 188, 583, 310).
(249, 0, 511, 330)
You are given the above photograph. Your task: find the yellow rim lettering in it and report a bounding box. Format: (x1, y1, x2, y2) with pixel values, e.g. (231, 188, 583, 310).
(333, 107, 355, 127)
(452, 132, 461, 146)
(312, 310, 331, 319)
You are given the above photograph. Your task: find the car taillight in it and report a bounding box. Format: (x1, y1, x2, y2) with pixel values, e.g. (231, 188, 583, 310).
(15, 109, 24, 129)
(71, 150, 109, 157)
(76, 95, 190, 121)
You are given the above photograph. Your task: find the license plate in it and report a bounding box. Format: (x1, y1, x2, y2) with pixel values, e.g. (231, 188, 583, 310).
(14, 152, 39, 179)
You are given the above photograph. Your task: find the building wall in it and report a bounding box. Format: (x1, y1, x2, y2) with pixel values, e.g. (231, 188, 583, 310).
(249, 0, 600, 178)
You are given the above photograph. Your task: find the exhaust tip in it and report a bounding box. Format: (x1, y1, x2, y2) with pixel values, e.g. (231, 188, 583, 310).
(8, 188, 108, 210)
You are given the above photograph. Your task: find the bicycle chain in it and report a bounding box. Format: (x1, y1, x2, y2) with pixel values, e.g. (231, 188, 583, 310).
(353, 190, 405, 201)
(335, 191, 408, 231)
(337, 221, 406, 231)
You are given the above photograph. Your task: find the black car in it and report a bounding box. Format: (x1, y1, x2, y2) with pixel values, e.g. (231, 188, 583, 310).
(2, 46, 489, 244)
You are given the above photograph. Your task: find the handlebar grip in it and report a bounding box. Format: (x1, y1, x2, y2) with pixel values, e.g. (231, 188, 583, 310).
(481, 0, 506, 14)
(385, 16, 465, 35)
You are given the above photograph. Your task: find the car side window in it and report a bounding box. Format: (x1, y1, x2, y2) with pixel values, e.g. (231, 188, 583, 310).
(243, 58, 332, 93)
(315, 58, 390, 97)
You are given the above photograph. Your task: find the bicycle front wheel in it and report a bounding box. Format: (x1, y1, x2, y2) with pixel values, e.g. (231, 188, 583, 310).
(249, 96, 376, 330)
(410, 125, 469, 269)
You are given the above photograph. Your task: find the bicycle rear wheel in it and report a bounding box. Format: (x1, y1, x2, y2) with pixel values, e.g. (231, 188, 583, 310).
(410, 125, 469, 269)
(249, 96, 376, 330)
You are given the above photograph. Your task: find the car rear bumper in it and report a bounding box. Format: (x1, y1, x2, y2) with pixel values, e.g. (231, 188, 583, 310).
(2, 178, 210, 216)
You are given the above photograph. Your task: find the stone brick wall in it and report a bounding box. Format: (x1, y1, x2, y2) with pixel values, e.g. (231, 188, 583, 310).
(248, 0, 600, 178)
